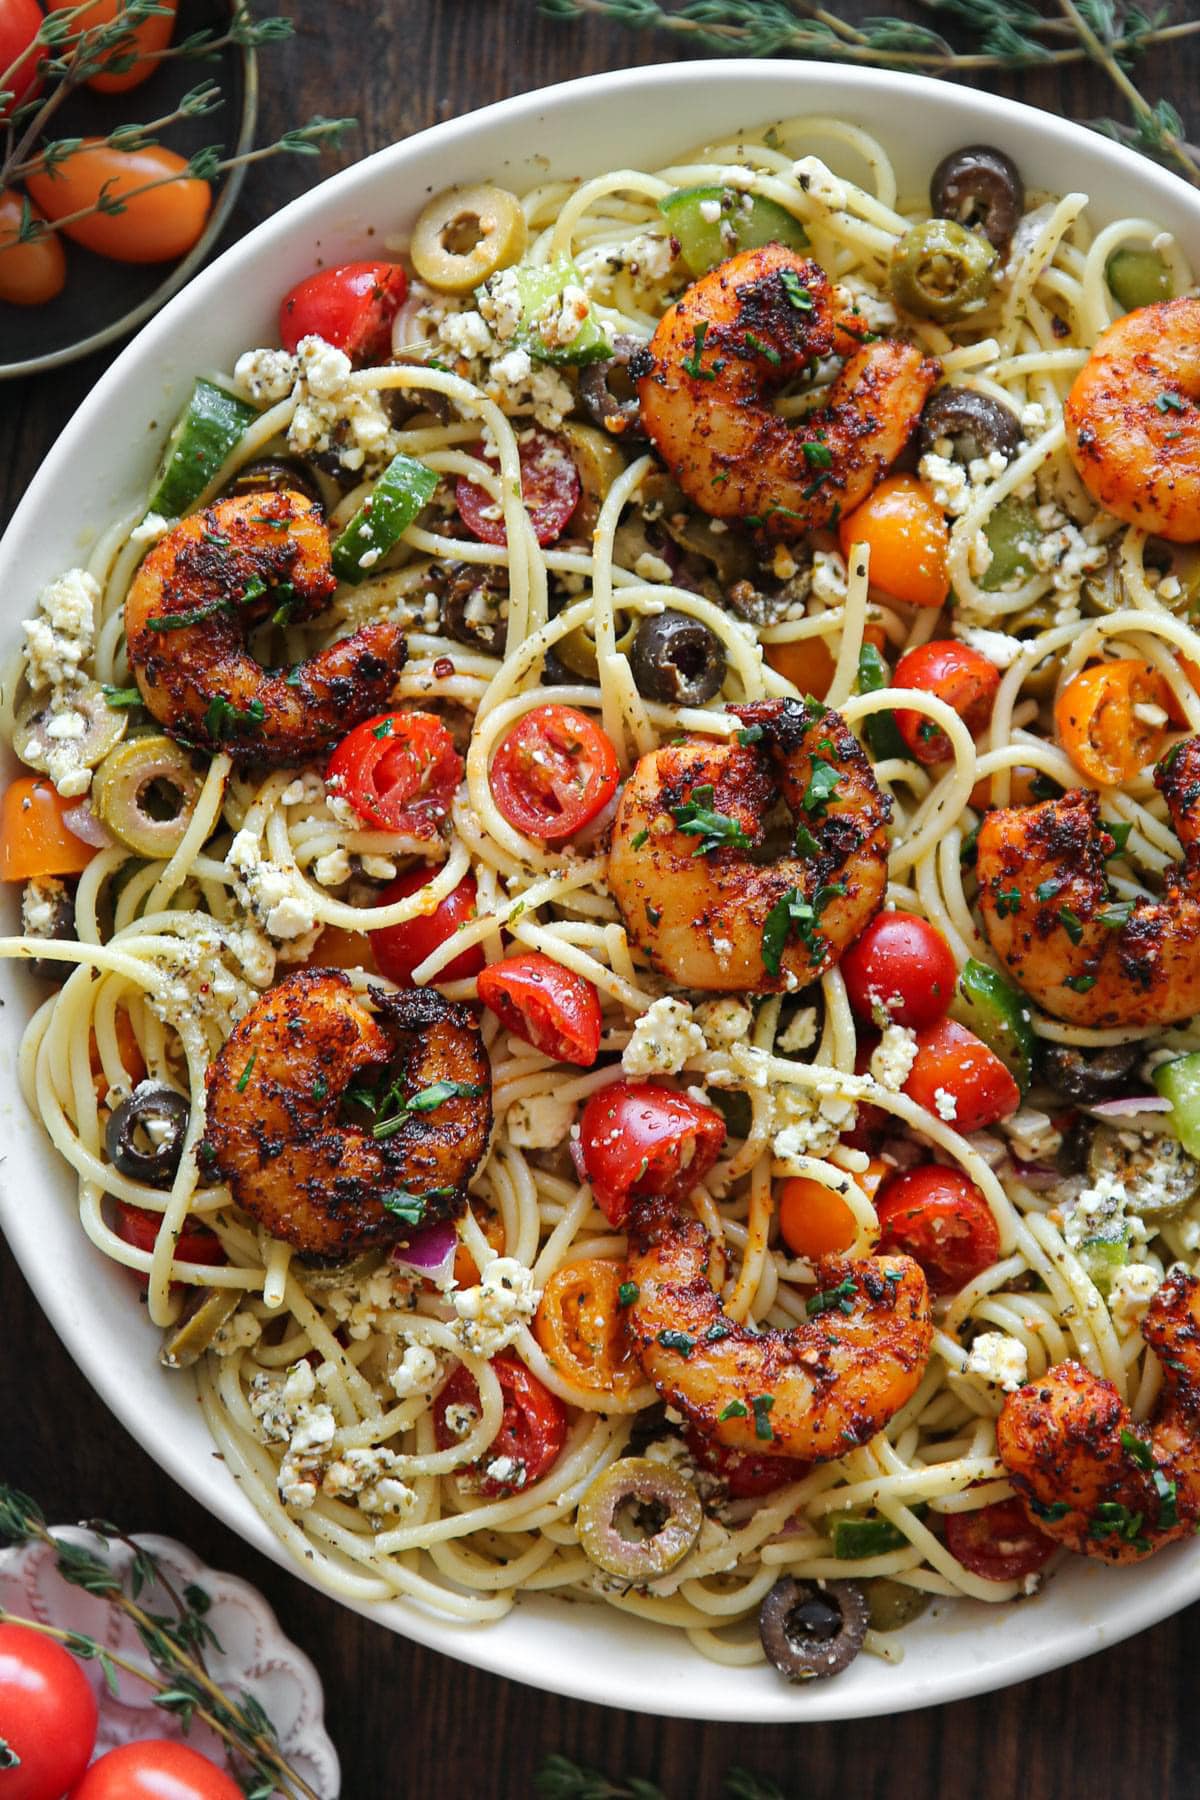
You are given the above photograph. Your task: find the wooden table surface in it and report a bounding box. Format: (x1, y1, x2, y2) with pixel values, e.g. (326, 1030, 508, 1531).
(4, 3, 1200, 1794)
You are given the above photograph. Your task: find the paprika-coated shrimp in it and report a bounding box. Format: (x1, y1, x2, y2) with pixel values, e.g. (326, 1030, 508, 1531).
(608, 696, 891, 993)
(625, 1195, 932, 1462)
(125, 489, 407, 762)
(997, 1267, 1200, 1563)
(976, 736, 1200, 1027)
(202, 969, 491, 1257)
(1064, 296, 1200, 542)
(635, 243, 939, 537)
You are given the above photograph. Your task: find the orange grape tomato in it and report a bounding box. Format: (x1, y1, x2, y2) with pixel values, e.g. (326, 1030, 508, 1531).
(969, 765, 1043, 810)
(303, 923, 378, 974)
(45, 0, 177, 91)
(776, 1167, 887, 1259)
(839, 475, 951, 609)
(25, 140, 210, 263)
(0, 188, 66, 305)
(533, 1257, 639, 1394)
(1055, 660, 1172, 786)
(453, 1208, 505, 1289)
(764, 622, 886, 700)
(1172, 653, 1200, 723)
(0, 776, 97, 879)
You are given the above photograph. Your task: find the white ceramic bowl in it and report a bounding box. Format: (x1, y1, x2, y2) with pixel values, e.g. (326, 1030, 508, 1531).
(3, 60, 1200, 1723)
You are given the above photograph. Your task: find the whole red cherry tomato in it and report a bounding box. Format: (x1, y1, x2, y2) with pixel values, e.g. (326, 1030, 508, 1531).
(327, 711, 462, 835)
(842, 910, 958, 1030)
(579, 1080, 727, 1227)
(456, 427, 581, 547)
(113, 1201, 225, 1267)
(0, 1622, 97, 1799)
(490, 703, 619, 842)
(45, 0, 178, 93)
(904, 1016, 1020, 1132)
(369, 866, 485, 987)
(875, 1164, 1001, 1295)
(0, 0, 47, 120)
(278, 259, 408, 363)
(684, 1427, 810, 1498)
(944, 1498, 1057, 1582)
(477, 950, 602, 1066)
(69, 1739, 242, 1799)
(25, 141, 210, 262)
(893, 641, 1001, 766)
(433, 1352, 567, 1495)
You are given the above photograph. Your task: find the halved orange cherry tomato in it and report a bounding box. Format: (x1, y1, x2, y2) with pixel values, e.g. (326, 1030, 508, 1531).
(89, 1008, 146, 1101)
(969, 765, 1044, 810)
(478, 950, 602, 1066)
(944, 1498, 1056, 1581)
(875, 1164, 1000, 1295)
(893, 640, 1001, 765)
(303, 923, 378, 973)
(1055, 660, 1172, 786)
(839, 475, 950, 609)
(777, 1158, 889, 1259)
(489, 703, 619, 843)
(0, 776, 97, 879)
(578, 1080, 727, 1227)
(453, 1207, 506, 1289)
(25, 140, 210, 263)
(0, 187, 66, 304)
(433, 1351, 567, 1495)
(904, 1016, 1020, 1133)
(279, 260, 409, 363)
(1176, 652, 1200, 716)
(533, 1258, 639, 1395)
(369, 867, 485, 987)
(764, 622, 887, 699)
(46, 0, 178, 92)
(327, 711, 462, 835)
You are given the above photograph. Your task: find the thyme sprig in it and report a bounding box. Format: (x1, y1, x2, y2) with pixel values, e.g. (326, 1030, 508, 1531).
(535, 1756, 787, 1800)
(0, 1484, 319, 1800)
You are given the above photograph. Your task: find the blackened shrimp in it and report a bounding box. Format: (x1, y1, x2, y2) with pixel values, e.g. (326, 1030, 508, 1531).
(635, 243, 939, 537)
(202, 969, 491, 1257)
(977, 737, 1200, 1027)
(125, 490, 406, 762)
(626, 1196, 932, 1462)
(607, 696, 891, 993)
(996, 1268, 1200, 1563)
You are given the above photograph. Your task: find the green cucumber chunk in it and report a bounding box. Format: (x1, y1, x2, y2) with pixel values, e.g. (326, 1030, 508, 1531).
(146, 379, 258, 520)
(856, 639, 910, 763)
(1079, 1229, 1128, 1297)
(508, 256, 611, 367)
(980, 495, 1041, 592)
(1154, 1053, 1200, 1158)
(659, 183, 808, 277)
(949, 958, 1035, 1092)
(1105, 247, 1173, 314)
(828, 1513, 909, 1560)
(331, 452, 438, 586)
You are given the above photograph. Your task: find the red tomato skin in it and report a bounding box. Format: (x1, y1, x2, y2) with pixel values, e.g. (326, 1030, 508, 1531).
(684, 1427, 810, 1497)
(489, 703, 619, 843)
(579, 1081, 727, 1227)
(841, 1033, 886, 1150)
(842, 910, 958, 1030)
(0, 1622, 97, 1800)
(326, 711, 462, 836)
(893, 641, 1001, 766)
(0, 0, 46, 120)
(875, 1164, 1001, 1296)
(456, 428, 581, 548)
(904, 1016, 1021, 1132)
(369, 867, 486, 987)
(69, 1739, 242, 1799)
(113, 1201, 224, 1265)
(477, 950, 602, 1066)
(279, 260, 408, 363)
(944, 1498, 1056, 1582)
(433, 1352, 567, 1494)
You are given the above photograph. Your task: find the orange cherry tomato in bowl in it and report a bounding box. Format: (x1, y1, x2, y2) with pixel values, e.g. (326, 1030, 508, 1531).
(904, 1016, 1020, 1132)
(456, 427, 581, 547)
(0, 776, 97, 879)
(684, 1427, 811, 1498)
(46, 0, 177, 92)
(433, 1351, 567, 1495)
(478, 950, 602, 1066)
(764, 622, 887, 700)
(578, 1080, 726, 1227)
(490, 703, 619, 843)
(838, 474, 950, 609)
(944, 1498, 1057, 1582)
(1054, 659, 1172, 786)
(0, 187, 65, 304)
(533, 1257, 639, 1394)
(69, 1739, 242, 1799)
(777, 1158, 889, 1259)
(875, 1164, 1001, 1295)
(327, 710, 462, 835)
(279, 259, 409, 363)
(842, 909, 958, 1030)
(369, 866, 485, 987)
(0, 1621, 97, 1799)
(25, 140, 210, 262)
(893, 640, 1001, 765)
(0, 0, 47, 119)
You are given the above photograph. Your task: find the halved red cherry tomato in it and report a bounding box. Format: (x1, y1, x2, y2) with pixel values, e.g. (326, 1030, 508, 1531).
(46, 0, 178, 93)
(456, 426, 581, 547)
(433, 1351, 567, 1495)
(904, 1016, 1020, 1132)
(369, 866, 485, 987)
(842, 910, 958, 1030)
(70, 1739, 242, 1800)
(25, 140, 210, 263)
(0, 1621, 97, 1800)
(944, 1498, 1056, 1582)
(327, 711, 462, 835)
(0, 0, 47, 120)
(478, 950, 602, 1066)
(875, 1165, 1000, 1295)
(579, 1080, 727, 1227)
(490, 703, 619, 842)
(278, 259, 409, 363)
(893, 640, 1001, 766)
(842, 1033, 886, 1151)
(113, 1201, 225, 1270)
(684, 1427, 811, 1499)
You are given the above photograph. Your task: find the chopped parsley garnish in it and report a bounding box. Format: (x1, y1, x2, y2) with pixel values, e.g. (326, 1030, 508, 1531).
(793, 822, 822, 858)
(1156, 391, 1187, 413)
(271, 581, 299, 627)
(102, 684, 142, 709)
(371, 1079, 486, 1141)
(751, 1393, 775, 1441)
(147, 596, 230, 632)
(1104, 819, 1133, 856)
(617, 1281, 639, 1308)
(630, 828, 649, 850)
(1120, 1427, 1153, 1470)
(1030, 773, 1062, 802)
(311, 1076, 328, 1102)
(801, 757, 841, 817)
(1088, 1500, 1150, 1551)
(718, 1399, 748, 1421)
(960, 826, 979, 867)
(1058, 906, 1084, 945)
(381, 1189, 430, 1225)
(1064, 974, 1096, 993)
(239, 575, 268, 608)
(203, 695, 265, 738)
(681, 321, 715, 381)
(993, 885, 1022, 918)
(372, 717, 395, 740)
(646, 903, 662, 927)
(1154, 1469, 1179, 1529)
(806, 1276, 858, 1318)
(1034, 877, 1065, 902)
(1098, 901, 1133, 929)
(736, 724, 764, 747)
(670, 783, 752, 856)
(743, 331, 781, 366)
(657, 1328, 695, 1357)
(760, 881, 845, 975)
(704, 1320, 732, 1342)
(236, 1054, 256, 1093)
(1030, 1499, 1070, 1522)
(802, 440, 833, 469)
(779, 268, 813, 311)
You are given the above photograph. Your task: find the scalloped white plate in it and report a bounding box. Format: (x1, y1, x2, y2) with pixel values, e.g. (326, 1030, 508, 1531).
(3, 61, 1200, 1722)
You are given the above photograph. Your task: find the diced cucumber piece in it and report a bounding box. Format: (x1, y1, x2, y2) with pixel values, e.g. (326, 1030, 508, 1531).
(659, 183, 808, 277)
(146, 378, 258, 520)
(507, 257, 611, 366)
(1154, 1052, 1200, 1159)
(856, 639, 910, 763)
(949, 958, 1035, 1092)
(1079, 1230, 1128, 1297)
(331, 452, 438, 585)
(979, 495, 1041, 592)
(828, 1513, 909, 1560)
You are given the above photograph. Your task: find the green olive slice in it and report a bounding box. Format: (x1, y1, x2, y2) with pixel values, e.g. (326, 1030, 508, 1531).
(863, 1577, 931, 1633)
(577, 1455, 702, 1580)
(294, 1248, 387, 1291)
(558, 420, 627, 541)
(160, 1287, 242, 1369)
(92, 735, 207, 860)
(13, 681, 127, 778)
(410, 184, 527, 294)
(556, 611, 637, 681)
(890, 218, 997, 322)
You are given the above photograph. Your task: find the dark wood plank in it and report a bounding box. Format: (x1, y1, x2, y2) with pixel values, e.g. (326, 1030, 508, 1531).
(5, 4, 1200, 1795)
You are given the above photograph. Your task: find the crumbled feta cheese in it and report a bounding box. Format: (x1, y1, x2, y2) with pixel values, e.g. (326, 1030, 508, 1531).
(870, 1023, 919, 1093)
(633, 552, 674, 584)
(965, 1330, 1028, 1392)
(1132, 701, 1168, 729)
(1109, 1263, 1160, 1334)
(918, 452, 971, 517)
(443, 1401, 479, 1438)
(21, 874, 66, 937)
(453, 1257, 540, 1357)
(227, 832, 317, 941)
(313, 847, 352, 888)
(1020, 401, 1047, 439)
(792, 156, 847, 211)
(325, 1267, 413, 1342)
(810, 549, 848, 604)
(232, 346, 298, 406)
(698, 198, 722, 224)
(772, 1083, 857, 1161)
(952, 625, 1025, 669)
(478, 267, 523, 342)
(1002, 1108, 1062, 1164)
(534, 283, 590, 351)
(696, 998, 754, 1050)
(279, 771, 326, 807)
(130, 511, 172, 546)
(626, 233, 675, 283)
(623, 996, 706, 1076)
(505, 1093, 576, 1149)
(286, 334, 395, 474)
(933, 1087, 958, 1122)
(210, 1309, 263, 1355)
(23, 568, 97, 692)
(438, 309, 496, 360)
(483, 1454, 526, 1490)
(387, 1340, 443, 1400)
(358, 854, 396, 882)
(491, 345, 533, 387)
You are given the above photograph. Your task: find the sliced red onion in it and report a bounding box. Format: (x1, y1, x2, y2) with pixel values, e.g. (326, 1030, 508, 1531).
(1085, 1096, 1172, 1128)
(1011, 1163, 1060, 1189)
(390, 1217, 458, 1287)
(60, 801, 114, 848)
